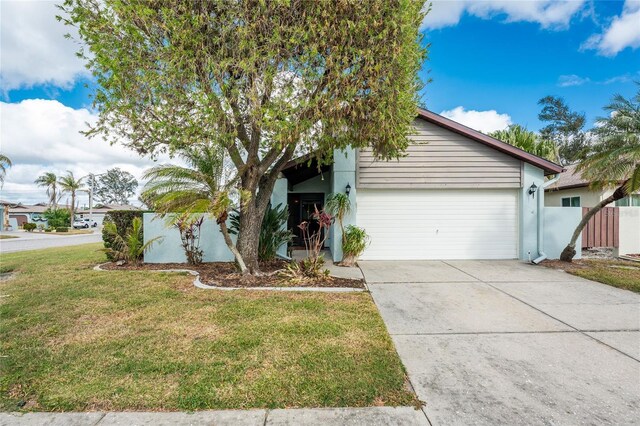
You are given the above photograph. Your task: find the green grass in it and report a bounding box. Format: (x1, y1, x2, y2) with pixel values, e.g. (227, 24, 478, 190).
(0, 235, 18, 239)
(567, 259, 640, 293)
(0, 244, 416, 411)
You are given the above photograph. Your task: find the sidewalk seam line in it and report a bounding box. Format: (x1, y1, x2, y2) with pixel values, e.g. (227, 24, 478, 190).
(442, 261, 640, 363)
(93, 412, 106, 425)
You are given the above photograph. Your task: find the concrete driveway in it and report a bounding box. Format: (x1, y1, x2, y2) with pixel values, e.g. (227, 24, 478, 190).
(361, 260, 640, 425)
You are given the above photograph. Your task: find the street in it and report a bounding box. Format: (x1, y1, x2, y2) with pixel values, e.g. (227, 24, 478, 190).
(0, 230, 102, 253)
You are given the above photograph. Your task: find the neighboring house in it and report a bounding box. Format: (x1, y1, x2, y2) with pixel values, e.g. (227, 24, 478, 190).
(145, 108, 564, 263)
(76, 204, 141, 226)
(8, 203, 49, 228)
(8, 203, 140, 228)
(545, 163, 640, 208)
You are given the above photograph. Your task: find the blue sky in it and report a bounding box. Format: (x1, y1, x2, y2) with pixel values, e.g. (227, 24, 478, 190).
(1, 0, 639, 204)
(420, 0, 639, 131)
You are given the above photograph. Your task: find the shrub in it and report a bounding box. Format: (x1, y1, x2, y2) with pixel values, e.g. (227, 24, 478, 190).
(23, 223, 37, 232)
(43, 208, 71, 228)
(103, 217, 161, 265)
(56, 227, 69, 232)
(44, 228, 52, 233)
(342, 225, 369, 267)
(102, 210, 144, 261)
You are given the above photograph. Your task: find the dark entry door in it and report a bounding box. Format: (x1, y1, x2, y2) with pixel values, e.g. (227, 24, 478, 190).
(288, 193, 324, 247)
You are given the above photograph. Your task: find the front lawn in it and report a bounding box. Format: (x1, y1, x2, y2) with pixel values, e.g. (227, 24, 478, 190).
(542, 258, 640, 293)
(0, 244, 416, 411)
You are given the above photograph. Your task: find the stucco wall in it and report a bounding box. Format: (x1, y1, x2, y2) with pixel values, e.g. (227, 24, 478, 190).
(144, 180, 289, 263)
(330, 147, 357, 262)
(520, 163, 545, 261)
(617, 207, 640, 256)
(143, 213, 236, 263)
(545, 187, 612, 208)
(543, 207, 582, 260)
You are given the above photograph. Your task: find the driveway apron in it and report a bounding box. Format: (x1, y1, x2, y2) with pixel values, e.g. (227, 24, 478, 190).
(360, 260, 640, 425)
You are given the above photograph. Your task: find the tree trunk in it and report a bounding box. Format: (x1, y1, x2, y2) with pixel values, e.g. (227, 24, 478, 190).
(218, 217, 247, 273)
(559, 182, 629, 262)
(70, 192, 75, 227)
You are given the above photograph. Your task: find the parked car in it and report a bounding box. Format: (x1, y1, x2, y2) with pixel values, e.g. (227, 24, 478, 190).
(73, 218, 98, 229)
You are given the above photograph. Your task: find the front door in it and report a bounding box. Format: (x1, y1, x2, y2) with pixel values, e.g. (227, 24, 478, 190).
(288, 193, 324, 247)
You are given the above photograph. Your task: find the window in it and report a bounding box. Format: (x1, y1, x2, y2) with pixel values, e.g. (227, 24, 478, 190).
(561, 196, 581, 207)
(615, 194, 640, 207)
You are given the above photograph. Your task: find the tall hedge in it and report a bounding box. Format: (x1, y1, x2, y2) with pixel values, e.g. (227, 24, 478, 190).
(102, 210, 145, 260)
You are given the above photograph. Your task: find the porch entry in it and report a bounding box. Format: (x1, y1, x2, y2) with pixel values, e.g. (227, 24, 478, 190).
(288, 193, 324, 247)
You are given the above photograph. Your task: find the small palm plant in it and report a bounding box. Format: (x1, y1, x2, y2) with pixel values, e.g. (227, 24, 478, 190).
(103, 217, 162, 265)
(324, 192, 352, 255)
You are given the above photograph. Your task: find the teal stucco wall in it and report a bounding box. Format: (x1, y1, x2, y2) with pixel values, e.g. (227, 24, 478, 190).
(144, 178, 291, 263)
(543, 207, 582, 259)
(519, 163, 545, 261)
(330, 147, 357, 262)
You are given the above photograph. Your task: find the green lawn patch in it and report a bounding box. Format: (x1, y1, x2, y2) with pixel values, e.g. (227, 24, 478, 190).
(543, 258, 640, 293)
(0, 235, 18, 239)
(0, 244, 416, 411)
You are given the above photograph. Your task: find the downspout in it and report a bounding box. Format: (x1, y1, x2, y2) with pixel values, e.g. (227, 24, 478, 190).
(532, 175, 561, 264)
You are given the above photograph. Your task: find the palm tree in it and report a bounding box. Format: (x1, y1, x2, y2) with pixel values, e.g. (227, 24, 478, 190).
(560, 88, 640, 262)
(34, 172, 60, 208)
(324, 192, 352, 251)
(0, 154, 12, 187)
(139, 144, 248, 270)
(58, 171, 86, 227)
(490, 125, 558, 162)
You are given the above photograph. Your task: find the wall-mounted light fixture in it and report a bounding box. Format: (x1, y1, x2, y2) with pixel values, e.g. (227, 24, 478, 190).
(345, 183, 351, 196)
(528, 182, 538, 198)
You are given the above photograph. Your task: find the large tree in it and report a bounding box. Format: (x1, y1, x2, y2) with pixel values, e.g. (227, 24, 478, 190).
(93, 168, 138, 205)
(489, 125, 557, 162)
(35, 172, 60, 208)
(58, 171, 86, 227)
(560, 88, 640, 262)
(62, 0, 426, 273)
(538, 96, 588, 165)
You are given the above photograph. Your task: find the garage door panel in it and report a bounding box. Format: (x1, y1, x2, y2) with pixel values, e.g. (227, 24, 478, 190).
(357, 189, 518, 260)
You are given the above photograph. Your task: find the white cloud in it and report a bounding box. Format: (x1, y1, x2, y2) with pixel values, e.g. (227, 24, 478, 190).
(422, 0, 586, 30)
(0, 0, 89, 92)
(581, 0, 640, 56)
(557, 74, 590, 87)
(0, 99, 175, 205)
(440, 106, 512, 133)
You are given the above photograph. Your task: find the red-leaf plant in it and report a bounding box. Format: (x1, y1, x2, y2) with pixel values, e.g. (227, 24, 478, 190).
(297, 205, 333, 276)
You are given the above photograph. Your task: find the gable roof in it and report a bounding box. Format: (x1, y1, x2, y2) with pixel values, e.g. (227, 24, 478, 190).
(544, 164, 588, 191)
(416, 108, 564, 176)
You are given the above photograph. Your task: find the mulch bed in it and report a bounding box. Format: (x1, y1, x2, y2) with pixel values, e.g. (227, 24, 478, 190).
(541, 258, 640, 272)
(100, 260, 365, 288)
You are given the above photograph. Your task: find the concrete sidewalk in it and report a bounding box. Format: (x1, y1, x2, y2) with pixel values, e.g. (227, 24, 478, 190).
(0, 407, 428, 426)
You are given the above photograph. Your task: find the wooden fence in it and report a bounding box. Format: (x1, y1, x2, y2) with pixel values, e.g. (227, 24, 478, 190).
(581, 207, 619, 248)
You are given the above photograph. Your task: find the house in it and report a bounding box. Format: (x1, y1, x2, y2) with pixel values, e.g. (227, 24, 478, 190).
(145, 108, 565, 263)
(8, 203, 49, 228)
(545, 163, 640, 207)
(75, 204, 141, 226)
(8, 203, 140, 228)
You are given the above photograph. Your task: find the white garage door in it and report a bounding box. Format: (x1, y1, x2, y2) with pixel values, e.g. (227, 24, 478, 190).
(357, 189, 519, 260)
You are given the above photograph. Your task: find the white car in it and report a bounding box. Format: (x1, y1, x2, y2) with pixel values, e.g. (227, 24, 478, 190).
(73, 218, 98, 229)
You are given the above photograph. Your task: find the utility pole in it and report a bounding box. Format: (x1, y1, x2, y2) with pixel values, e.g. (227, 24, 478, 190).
(89, 173, 95, 223)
